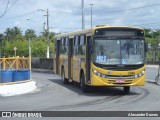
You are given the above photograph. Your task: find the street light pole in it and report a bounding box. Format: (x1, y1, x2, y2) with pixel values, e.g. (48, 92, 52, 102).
(46, 9, 50, 58)
(82, 0, 85, 30)
(38, 9, 50, 58)
(90, 4, 93, 28)
(27, 18, 32, 79)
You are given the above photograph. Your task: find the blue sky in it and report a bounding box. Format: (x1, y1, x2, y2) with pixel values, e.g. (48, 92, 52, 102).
(0, 0, 160, 34)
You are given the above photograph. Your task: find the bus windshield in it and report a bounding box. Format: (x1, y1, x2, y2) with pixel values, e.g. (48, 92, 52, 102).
(92, 38, 145, 65)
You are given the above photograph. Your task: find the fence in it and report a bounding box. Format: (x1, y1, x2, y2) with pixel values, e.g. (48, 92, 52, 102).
(0, 56, 30, 70)
(0, 57, 31, 83)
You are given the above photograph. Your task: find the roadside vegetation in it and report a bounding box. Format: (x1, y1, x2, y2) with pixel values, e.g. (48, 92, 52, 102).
(0, 27, 55, 58)
(0, 27, 160, 63)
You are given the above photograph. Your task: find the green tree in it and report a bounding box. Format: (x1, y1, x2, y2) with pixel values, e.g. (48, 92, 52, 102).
(1, 27, 55, 58)
(4, 27, 22, 41)
(25, 29, 36, 40)
(0, 33, 3, 44)
(4, 28, 12, 41)
(145, 29, 160, 62)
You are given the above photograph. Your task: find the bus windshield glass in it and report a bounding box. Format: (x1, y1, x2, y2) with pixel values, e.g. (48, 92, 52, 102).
(92, 38, 145, 65)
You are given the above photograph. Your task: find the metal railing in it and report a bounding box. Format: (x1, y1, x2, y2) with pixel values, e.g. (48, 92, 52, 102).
(0, 56, 30, 70)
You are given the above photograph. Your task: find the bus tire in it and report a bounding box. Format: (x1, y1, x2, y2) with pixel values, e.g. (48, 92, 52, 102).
(123, 86, 130, 94)
(80, 73, 89, 93)
(61, 68, 69, 84)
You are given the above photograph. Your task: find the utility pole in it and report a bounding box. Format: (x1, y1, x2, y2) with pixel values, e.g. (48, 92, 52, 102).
(90, 4, 93, 28)
(46, 9, 49, 58)
(82, 0, 85, 30)
(38, 9, 50, 58)
(26, 18, 32, 79)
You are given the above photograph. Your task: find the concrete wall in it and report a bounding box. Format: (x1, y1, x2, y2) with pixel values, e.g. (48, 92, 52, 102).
(31, 58, 53, 70)
(31, 58, 159, 70)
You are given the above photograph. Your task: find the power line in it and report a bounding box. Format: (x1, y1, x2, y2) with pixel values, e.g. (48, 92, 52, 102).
(6, 0, 19, 13)
(6, 10, 38, 19)
(0, 0, 9, 18)
(49, 10, 71, 13)
(5, 9, 71, 20)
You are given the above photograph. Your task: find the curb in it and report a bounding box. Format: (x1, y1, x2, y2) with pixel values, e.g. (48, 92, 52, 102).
(31, 69, 53, 74)
(0, 80, 32, 86)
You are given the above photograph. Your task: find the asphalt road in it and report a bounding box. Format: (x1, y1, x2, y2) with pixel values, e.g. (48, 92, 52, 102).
(0, 66, 160, 120)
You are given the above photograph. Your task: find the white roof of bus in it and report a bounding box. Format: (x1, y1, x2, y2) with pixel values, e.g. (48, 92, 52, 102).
(55, 25, 144, 38)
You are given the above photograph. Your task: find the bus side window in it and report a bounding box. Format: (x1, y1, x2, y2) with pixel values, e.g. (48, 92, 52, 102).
(60, 38, 62, 54)
(73, 36, 79, 55)
(61, 38, 66, 54)
(79, 35, 86, 55)
(65, 37, 69, 54)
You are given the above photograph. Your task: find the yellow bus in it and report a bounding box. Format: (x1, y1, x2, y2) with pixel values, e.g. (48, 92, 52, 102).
(54, 25, 146, 93)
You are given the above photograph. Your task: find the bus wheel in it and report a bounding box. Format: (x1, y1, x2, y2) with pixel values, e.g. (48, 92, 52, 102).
(80, 73, 89, 93)
(123, 86, 130, 94)
(61, 69, 68, 84)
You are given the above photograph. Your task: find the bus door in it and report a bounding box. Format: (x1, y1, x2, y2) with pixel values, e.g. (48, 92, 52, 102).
(56, 39, 60, 74)
(86, 36, 92, 83)
(72, 36, 80, 82)
(68, 38, 73, 79)
(62, 38, 69, 78)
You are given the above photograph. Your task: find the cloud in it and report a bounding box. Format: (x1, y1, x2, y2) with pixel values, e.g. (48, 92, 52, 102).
(14, 21, 22, 27)
(0, 0, 160, 34)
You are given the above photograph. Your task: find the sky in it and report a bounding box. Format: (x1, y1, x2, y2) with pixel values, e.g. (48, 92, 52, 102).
(0, 0, 160, 34)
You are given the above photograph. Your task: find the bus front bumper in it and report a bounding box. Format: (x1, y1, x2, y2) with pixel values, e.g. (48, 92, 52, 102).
(90, 74, 145, 86)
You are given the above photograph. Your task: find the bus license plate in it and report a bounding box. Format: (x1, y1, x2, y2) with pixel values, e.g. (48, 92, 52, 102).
(116, 80, 125, 83)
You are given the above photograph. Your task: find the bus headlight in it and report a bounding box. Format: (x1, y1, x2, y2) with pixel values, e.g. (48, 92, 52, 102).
(93, 69, 104, 77)
(134, 75, 138, 78)
(102, 75, 106, 78)
(93, 70, 98, 75)
(135, 71, 145, 78)
(97, 72, 101, 77)
(139, 73, 142, 77)
(142, 71, 145, 75)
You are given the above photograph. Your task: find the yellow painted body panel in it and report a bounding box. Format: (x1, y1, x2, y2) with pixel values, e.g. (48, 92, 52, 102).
(90, 63, 146, 86)
(72, 56, 80, 82)
(72, 55, 85, 83)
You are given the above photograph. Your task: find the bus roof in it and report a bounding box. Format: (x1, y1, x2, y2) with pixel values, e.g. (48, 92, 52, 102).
(55, 25, 144, 38)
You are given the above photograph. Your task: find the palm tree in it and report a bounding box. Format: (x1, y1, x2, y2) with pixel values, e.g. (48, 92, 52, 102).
(0, 34, 3, 44)
(25, 29, 36, 40)
(12, 27, 22, 40)
(4, 27, 22, 41)
(40, 31, 55, 43)
(4, 28, 12, 41)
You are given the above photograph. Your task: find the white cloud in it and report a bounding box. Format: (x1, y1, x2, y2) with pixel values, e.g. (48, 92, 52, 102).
(0, 0, 160, 34)
(14, 21, 22, 27)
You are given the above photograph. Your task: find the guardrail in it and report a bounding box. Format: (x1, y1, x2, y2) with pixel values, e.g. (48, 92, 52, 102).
(0, 56, 30, 70)
(0, 57, 31, 84)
